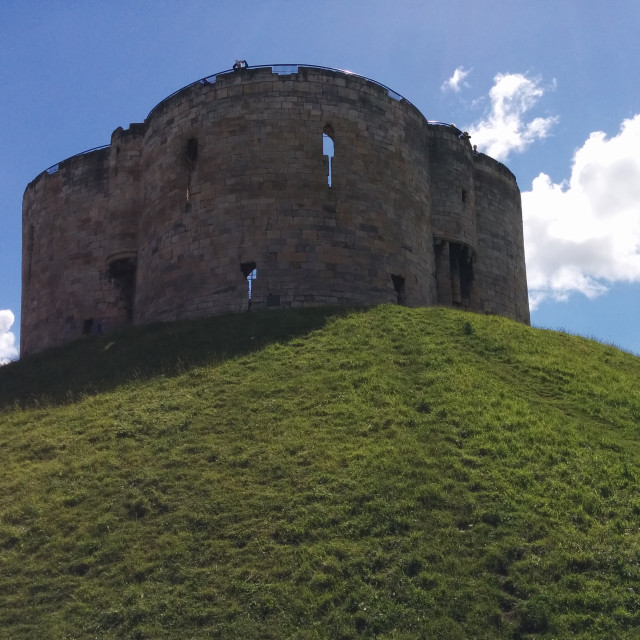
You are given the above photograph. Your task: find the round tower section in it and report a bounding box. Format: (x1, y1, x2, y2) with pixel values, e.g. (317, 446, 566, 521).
(135, 66, 435, 324)
(473, 154, 530, 323)
(428, 125, 477, 246)
(21, 148, 111, 355)
(105, 124, 145, 328)
(428, 124, 477, 310)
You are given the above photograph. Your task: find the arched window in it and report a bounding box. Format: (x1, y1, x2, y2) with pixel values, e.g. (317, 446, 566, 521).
(240, 261, 257, 309)
(323, 125, 335, 187)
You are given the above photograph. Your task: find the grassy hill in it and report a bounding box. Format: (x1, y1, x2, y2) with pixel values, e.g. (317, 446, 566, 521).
(1, 305, 639, 639)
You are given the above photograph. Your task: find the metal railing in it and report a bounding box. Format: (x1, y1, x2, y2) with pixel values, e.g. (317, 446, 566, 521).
(43, 144, 110, 176)
(146, 63, 417, 118)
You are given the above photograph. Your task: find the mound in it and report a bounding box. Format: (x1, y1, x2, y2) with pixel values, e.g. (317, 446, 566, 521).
(1, 306, 639, 638)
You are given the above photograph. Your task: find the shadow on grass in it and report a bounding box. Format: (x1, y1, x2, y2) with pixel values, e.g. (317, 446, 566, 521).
(0, 307, 352, 410)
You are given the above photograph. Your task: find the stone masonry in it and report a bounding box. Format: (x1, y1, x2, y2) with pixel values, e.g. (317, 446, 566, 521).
(21, 64, 529, 355)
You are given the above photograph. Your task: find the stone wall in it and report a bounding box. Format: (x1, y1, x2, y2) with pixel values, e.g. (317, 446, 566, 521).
(21, 65, 529, 356)
(473, 154, 530, 324)
(22, 149, 112, 353)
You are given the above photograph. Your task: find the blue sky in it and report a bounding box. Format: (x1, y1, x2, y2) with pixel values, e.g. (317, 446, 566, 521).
(2, 0, 640, 362)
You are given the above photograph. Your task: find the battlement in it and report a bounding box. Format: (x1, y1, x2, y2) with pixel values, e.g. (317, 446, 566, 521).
(21, 64, 529, 355)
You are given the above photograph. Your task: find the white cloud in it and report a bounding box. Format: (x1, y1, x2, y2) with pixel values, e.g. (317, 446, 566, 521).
(441, 66, 471, 93)
(0, 309, 19, 365)
(468, 73, 558, 161)
(523, 114, 640, 309)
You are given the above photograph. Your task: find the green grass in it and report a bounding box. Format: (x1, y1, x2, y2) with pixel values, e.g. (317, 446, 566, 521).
(1, 305, 640, 639)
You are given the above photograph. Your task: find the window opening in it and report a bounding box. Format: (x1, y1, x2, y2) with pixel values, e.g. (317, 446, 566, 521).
(435, 240, 473, 309)
(82, 318, 94, 335)
(323, 125, 334, 187)
(185, 138, 198, 203)
(108, 257, 137, 323)
(246, 268, 257, 299)
(434, 240, 451, 305)
(391, 274, 406, 305)
(267, 293, 280, 307)
(240, 261, 257, 309)
(459, 246, 474, 307)
(186, 138, 198, 164)
(449, 245, 462, 307)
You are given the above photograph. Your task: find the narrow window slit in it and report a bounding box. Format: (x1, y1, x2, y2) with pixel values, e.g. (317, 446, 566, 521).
(186, 138, 198, 164)
(459, 246, 474, 307)
(82, 319, 94, 335)
(323, 125, 334, 187)
(240, 261, 257, 309)
(391, 274, 406, 305)
(449, 245, 462, 307)
(434, 240, 474, 309)
(108, 257, 137, 323)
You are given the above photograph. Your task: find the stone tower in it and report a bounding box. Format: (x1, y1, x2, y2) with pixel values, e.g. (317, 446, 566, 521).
(21, 64, 529, 355)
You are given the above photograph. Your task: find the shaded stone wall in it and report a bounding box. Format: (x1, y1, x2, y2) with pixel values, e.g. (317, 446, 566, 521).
(21, 66, 529, 356)
(428, 126, 478, 311)
(473, 154, 530, 324)
(429, 126, 477, 248)
(105, 124, 145, 327)
(22, 149, 113, 354)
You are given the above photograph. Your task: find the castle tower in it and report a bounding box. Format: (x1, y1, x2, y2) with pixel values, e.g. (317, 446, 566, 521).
(21, 64, 529, 356)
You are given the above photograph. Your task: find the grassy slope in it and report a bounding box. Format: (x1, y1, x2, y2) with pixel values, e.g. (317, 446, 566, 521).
(1, 305, 639, 639)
